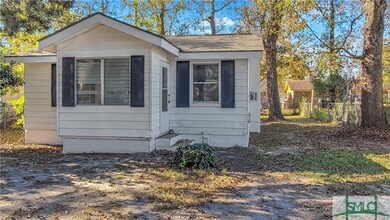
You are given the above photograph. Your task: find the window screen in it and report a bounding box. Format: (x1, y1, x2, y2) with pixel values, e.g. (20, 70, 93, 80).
(193, 64, 219, 102)
(76, 59, 101, 105)
(104, 59, 130, 105)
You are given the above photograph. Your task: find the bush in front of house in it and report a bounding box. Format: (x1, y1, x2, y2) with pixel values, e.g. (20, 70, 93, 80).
(172, 143, 222, 170)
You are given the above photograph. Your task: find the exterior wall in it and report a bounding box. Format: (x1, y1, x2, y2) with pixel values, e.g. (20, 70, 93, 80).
(63, 137, 150, 153)
(169, 59, 250, 147)
(24, 63, 62, 145)
(57, 25, 151, 140)
(287, 90, 312, 108)
(56, 25, 153, 152)
(248, 58, 261, 132)
(150, 46, 169, 140)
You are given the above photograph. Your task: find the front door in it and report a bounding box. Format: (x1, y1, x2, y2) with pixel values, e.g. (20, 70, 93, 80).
(160, 63, 169, 133)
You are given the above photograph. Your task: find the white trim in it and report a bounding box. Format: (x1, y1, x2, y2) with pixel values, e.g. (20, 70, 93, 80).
(100, 59, 104, 105)
(5, 56, 56, 63)
(160, 61, 170, 134)
(39, 14, 179, 56)
(190, 61, 221, 106)
(179, 51, 262, 60)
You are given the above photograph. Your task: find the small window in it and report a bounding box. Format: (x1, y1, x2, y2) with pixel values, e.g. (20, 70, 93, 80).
(76, 59, 101, 105)
(162, 67, 168, 112)
(193, 64, 219, 102)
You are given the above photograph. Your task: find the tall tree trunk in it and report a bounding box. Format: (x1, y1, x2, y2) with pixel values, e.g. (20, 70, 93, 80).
(101, 0, 105, 13)
(208, 0, 217, 35)
(264, 37, 284, 121)
(159, 2, 166, 35)
(360, 0, 388, 128)
(263, 1, 284, 121)
(329, 0, 335, 53)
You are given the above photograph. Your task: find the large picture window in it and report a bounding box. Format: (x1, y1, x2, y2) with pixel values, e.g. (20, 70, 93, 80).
(76, 58, 130, 105)
(193, 64, 219, 102)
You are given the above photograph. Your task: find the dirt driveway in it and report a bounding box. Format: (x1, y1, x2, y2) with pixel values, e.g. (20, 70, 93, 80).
(1, 118, 389, 219)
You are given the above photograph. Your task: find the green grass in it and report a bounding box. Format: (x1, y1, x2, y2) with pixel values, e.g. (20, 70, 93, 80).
(296, 150, 389, 175)
(291, 150, 390, 184)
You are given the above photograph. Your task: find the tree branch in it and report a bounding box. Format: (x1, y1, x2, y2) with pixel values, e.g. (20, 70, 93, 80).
(293, 8, 362, 59)
(340, 11, 363, 47)
(215, 0, 234, 13)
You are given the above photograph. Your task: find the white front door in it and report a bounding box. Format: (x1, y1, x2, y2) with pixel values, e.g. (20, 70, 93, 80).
(160, 62, 170, 133)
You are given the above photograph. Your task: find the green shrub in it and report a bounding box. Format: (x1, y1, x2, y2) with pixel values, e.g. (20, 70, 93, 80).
(6, 95, 24, 129)
(172, 144, 222, 170)
(312, 106, 331, 122)
(291, 100, 300, 115)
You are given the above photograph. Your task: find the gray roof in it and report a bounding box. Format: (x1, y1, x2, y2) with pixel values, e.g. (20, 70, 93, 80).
(7, 50, 56, 57)
(164, 34, 264, 52)
(7, 34, 263, 58)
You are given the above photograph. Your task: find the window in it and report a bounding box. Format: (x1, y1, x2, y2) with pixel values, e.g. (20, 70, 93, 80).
(76, 59, 101, 105)
(193, 64, 219, 102)
(104, 59, 130, 105)
(162, 67, 168, 111)
(76, 58, 130, 105)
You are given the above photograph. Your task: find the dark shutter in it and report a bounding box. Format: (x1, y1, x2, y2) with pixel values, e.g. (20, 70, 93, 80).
(221, 60, 235, 108)
(131, 56, 144, 107)
(176, 61, 190, 107)
(51, 63, 57, 107)
(62, 57, 75, 107)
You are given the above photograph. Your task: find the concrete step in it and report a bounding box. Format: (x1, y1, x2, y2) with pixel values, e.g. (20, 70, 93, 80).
(156, 137, 195, 152)
(155, 133, 182, 150)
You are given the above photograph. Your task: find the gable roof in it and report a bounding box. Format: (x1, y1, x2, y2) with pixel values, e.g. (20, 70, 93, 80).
(7, 13, 263, 62)
(39, 12, 179, 56)
(285, 80, 313, 92)
(165, 34, 263, 52)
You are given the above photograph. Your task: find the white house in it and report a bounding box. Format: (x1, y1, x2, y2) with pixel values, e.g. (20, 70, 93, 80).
(6, 13, 263, 153)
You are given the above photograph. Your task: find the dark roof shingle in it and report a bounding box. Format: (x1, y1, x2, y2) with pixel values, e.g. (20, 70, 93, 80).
(164, 34, 263, 52)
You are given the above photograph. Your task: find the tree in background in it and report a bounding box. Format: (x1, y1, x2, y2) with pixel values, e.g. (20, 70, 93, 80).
(190, 0, 237, 35)
(0, 0, 76, 36)
(296, 0, 363, 101)
(383, 39, 390, 86)
(239, 0, 311, 121)
(122, 0, 186, 35)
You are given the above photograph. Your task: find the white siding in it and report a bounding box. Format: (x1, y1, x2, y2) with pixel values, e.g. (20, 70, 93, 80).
(57, 25, 151, 139)
(24, 63, 62, 145)
(169, 59, 250, 147)
(63, 138, 151, 153)
(150, 46, 169, 139)
(249, 58, 261, 132)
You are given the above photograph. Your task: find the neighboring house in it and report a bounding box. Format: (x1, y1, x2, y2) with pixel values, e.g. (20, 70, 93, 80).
(260, 80, 285, 109)
(5, 13, 263, 153)
(284, 79, 314, 108)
